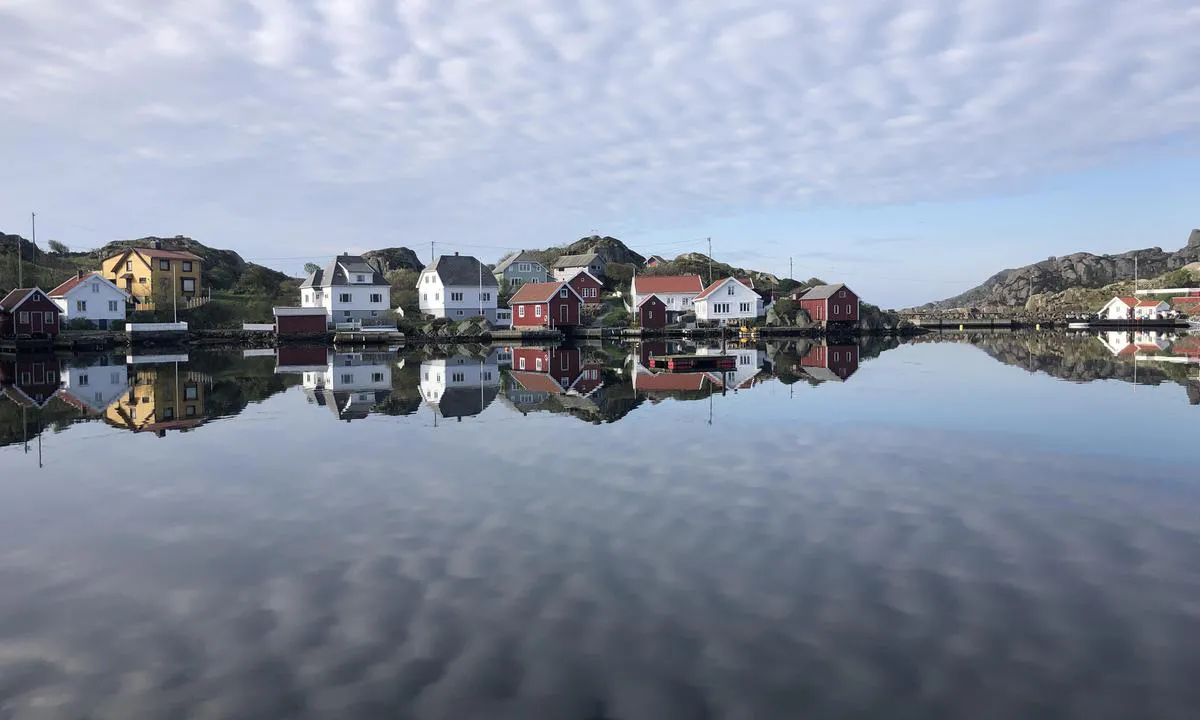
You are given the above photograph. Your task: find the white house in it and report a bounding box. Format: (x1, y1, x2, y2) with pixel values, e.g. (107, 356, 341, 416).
(1097, 296, 1172, 321)
(301, 350, 393, 421)
(417, 254, 501, 323)
(419, 353, 500, 420)
(693, 277, 764, 324)
(630, 275, 704, 318)
(300, 254, 391, 324)
(57, 358, 129, 414)
(48, 272, 129, 329)
(696, 346, 766, 389)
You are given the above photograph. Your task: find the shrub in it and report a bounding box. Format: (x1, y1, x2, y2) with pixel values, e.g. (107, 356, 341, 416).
(602, 308, 630, 327)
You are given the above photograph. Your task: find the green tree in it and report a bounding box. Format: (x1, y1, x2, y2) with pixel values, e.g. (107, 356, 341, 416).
(48, 239, 69, 254)
(386, 268, 420, 315)
(805, 277, 827, 287)
(303, 262, 321, 276)
(605, 262, 636, 294)
(1163, 268, 1194, 288)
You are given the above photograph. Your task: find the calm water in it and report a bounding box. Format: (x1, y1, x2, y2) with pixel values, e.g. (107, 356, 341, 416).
(1, 332, 1198, 719)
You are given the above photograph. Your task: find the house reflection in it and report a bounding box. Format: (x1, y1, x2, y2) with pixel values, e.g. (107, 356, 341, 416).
(1098, 330, 1174, 357)
(0, 353, 62, 408)
(56, 356, 129, 416)
(503, 347, 609, 418)
(279, 348, 394, 422)
(105, 362, 208, 436)
(419, 351, 500, 422)
(800, 343, 859, 383)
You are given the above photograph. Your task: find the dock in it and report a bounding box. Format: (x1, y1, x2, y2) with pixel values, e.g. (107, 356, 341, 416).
(649, 354, 738, 371)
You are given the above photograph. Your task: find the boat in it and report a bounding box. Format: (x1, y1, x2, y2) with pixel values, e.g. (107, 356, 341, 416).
(648, 354, 737, 372)
(1067, 322, 1091, 330)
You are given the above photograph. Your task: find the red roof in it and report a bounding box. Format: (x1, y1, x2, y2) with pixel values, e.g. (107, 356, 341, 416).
(694, 277, 747, 301)
(636, 293, 665, 308)
(48, 272, 108, 298)
(633, 275, 704, 294)
(1114, 297, 1140, 307)
(0, 288, 39, 311)
(509, 371, 565, 394)
(1137, 299, 1167, 307)
(510, 281, 576, 304)
(126, 247, 203, 261)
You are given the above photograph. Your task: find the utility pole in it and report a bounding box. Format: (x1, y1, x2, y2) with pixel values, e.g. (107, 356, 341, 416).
(707, 237, 713, 285)
(431, 241, 435, 264)
(789, 256, 793, 282)
(1134, 254, 1139, 293)
(172, 263, 178, 323)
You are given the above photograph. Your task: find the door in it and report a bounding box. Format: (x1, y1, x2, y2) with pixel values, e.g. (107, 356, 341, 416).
(31, 310, 42, 334)
(560, 302, 569, 324)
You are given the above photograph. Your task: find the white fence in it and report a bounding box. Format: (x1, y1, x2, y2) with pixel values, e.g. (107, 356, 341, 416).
(242, 323, 275, 332)
(127, 322, 189, 333)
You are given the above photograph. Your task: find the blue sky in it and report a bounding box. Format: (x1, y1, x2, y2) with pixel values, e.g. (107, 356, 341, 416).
(1, 0, 1197, 307)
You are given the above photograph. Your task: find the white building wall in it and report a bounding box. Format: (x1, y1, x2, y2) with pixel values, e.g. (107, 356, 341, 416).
(63, 362, 129, 411)
(695, 281, 763, 322)
(57, 278, 128, 326)
(418, 356, 501, 404)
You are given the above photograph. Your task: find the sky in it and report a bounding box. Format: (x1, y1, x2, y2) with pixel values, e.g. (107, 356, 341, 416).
(1, 0, 1198, 308)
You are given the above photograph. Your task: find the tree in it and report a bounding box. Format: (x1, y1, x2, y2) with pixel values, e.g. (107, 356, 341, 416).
(386, 268, 420, 315)
(605, 262, 636, 294)
(1163, 268, 1194, 288)
(48, 240, 69, 254)
(805, 277, 827, 287)
(303, 262, 321, 276)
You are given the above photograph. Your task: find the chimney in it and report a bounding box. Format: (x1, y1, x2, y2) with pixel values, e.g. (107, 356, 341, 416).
(454, 251, 459, 256)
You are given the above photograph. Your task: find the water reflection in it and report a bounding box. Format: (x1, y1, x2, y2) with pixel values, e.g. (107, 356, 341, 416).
(419, 350, 500, 421)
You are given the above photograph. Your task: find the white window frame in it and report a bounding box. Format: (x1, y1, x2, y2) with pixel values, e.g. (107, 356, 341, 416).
(518, 306, 526, 318)
(339, 293, 352, 303)
(535, 305, 542, 317)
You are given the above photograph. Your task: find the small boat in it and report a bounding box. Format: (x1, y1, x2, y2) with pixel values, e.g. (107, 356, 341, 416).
(648, 354, 737, 371)
(1067, 322, 1091, 330)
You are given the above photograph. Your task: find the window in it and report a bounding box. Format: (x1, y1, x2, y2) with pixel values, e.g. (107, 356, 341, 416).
(356, 274, 365, 283)
(481, 292, 491, 301)
(109, 301, 119, 312)
(44, 312, 55, 324)
(536, 358, 543, 371)
(452, 372, 464, 382)
(518, 306, 526, 317)
(184, 386, 198, 400)
(727, 285, 735, 295)
(344, 311, 351, 317)
(739, 302, 751, 313)
(139, 277, 148, 284)
(94, 392, 103, 403)
(559, 288, 568, 298)
(435, 293, 440, 301)
(483, 371, 493, 381)
(370, 311, 378, 317)
(714, 303, 730, 314)
(78, 374, 90, 386)
(182, 261, 193, 272)
(456, 310, 464, 316)
(110, 372, 121, 384)
(159, 259, 170, 270)
(125, 260, 133, 272)
(162, 407, 174, 420)
(92, 283, 99, 293)
(535, 306, 542, 317)
(370, 293, 383, 303)
(833, 305, 840, 315)
(186, 405, 196, 417)
(339, 293, 352, 303)
(422, 293, 427, 302)
(372, 372, 384, 382)
(648, 310, 654, 319)
(519, 357, 526, 369)
(847, 305, 853, 316)
(76, 300, 87, 312)
(340, 373, 354, 384)
(833, 352, 840, 362)
(561, 353, 569, 369)
(450, 292, 463, 301)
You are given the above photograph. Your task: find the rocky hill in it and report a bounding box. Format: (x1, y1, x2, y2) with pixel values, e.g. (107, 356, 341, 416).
(926, 229, 1200, 309)
(646, 252, 787, 290)
(363, 247, 424, 273)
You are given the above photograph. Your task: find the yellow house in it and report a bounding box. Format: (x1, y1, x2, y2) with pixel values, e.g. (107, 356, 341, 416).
(105, 365, 207, 436)
(101, 244, 204, 310)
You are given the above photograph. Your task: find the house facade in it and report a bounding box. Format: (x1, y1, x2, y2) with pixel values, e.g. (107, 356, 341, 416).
(419, 353, 500, 420)
(300, 350, 393, 421)
(101, 244, 203, 310)
(105, 364, 206, 436)
(417, 254, 501, 323)
(630, 275, 704, 319)
(637, 294, 667, 329)
(509, 282, 583, 328)
(58, 357, 129, 415)
(1097, 297, 1172, 321)
(0, 353, 62, 407)
(566, 269, 605, 304)
(300, 254, 391, 324)
(48, 272, 129, 329)
(552, 253, 606, 282)
(801, 343, 860, 382)
(0, 288, 61, 339)
(794, 284, 860, 325)
(494, 251, 550, 289)
(692, 277, 763, 324)
(512, 347, 582, 387)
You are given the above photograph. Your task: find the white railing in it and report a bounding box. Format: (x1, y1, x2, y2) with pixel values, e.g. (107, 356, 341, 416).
(242, 323, 275, 332)
(127, 322, 189, 333)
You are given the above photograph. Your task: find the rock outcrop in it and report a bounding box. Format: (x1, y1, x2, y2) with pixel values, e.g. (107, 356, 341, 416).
(562, 235, 646, 266)
(363, 247, 424, 272)
(927, 230, 1200, 309)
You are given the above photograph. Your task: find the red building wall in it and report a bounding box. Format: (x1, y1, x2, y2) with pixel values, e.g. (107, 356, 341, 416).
(638, 296, 667, 328)
(277, 313, 329, 334)
(568, 273, 604, 303)
(799, 288, 859, 324)
(512, 293, 581, 328)
(1, 290, 61, 338)
(511, 347, 581, 387)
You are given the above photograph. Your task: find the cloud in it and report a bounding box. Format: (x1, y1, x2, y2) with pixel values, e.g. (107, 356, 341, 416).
(0, 0, 1198, 238)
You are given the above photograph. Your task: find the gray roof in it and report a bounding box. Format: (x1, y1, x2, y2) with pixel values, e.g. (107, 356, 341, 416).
(427, 255, 498, 287)
(804, 366, 847, 383)
(553, 252, 602, 269)
(300, 255, 388, 289)
(494, 250, 544, 273)
(434, 385, 498, 419)
(798, 283, 849, 300)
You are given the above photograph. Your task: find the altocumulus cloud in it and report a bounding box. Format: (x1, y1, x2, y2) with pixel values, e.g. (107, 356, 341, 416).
(1, 0, 1198, 226)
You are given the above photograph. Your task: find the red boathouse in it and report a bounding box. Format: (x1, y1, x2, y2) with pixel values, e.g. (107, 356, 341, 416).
(0, 288, 61, 339)
(793, 283, 860, 325)
(510, 282, 583, 328)
(637, 294, 667, 329)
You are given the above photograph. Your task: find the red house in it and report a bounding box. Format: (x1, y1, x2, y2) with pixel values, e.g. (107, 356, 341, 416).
(794, 283, 859, 325)
(636, 294, 667, 329)
(801, 343, 859, 382)
(0, 354, 63, 407)
(0, 288, 61, 339)
(510, 282, 583, 328)
(512, 347, 581, 389)
(566, 270, 604, 304)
